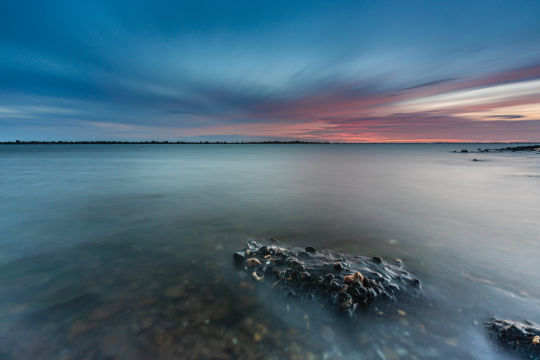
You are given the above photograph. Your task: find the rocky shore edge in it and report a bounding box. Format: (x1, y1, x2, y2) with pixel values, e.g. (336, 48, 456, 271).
(486, 318, 540, 360)
(454, 144, 540, 154)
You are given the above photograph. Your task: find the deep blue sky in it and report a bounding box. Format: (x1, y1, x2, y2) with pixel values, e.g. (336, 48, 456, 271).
(1, 0, 540, 141)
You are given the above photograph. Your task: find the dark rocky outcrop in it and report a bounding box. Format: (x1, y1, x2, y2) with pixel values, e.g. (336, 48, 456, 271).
(455, 145, 540, 154)
(490, 145, 540, 153)
(233, 240, 421, 316)
(486, 317, 540, 359)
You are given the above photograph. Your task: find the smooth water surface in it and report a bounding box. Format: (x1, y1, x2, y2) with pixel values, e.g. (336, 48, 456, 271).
(1, 144, 539, 359)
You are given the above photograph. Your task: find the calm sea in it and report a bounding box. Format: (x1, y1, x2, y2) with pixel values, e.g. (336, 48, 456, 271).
(0, 144, 539, 359)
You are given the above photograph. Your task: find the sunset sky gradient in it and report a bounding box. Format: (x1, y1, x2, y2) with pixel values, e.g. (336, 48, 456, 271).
(1, 0, 540, 142)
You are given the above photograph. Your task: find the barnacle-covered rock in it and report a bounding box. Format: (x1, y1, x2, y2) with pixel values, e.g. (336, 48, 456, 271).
(487, 317, 540, 359)
(233, 239, 421, 316)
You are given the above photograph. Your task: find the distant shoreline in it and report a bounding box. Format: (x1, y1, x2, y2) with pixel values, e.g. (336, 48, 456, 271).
(1, 141, 539, 145)
(2, 140, 327, 145)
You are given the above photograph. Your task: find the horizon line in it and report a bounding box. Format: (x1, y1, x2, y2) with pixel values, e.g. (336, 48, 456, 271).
(2, 140, 540, 145)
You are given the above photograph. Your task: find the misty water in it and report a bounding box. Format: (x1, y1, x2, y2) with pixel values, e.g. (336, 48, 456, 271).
(0, 144, 539, 360)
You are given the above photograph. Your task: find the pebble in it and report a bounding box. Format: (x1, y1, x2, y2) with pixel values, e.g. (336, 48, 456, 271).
(246, 258, 262, 267)
(343, 271, 364, 284)
(252, 272, 264, 281)
(233, 252, 246, 265)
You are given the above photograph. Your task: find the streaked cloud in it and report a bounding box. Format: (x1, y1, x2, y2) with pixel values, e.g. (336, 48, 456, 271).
(1, 0, 539, 141)
(392, 79, 540, 115)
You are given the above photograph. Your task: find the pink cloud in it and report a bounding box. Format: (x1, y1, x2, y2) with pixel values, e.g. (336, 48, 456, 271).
(213, 64, 540, 142)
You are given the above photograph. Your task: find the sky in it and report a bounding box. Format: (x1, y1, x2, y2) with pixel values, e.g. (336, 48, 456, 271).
(1, 0, 540, 142)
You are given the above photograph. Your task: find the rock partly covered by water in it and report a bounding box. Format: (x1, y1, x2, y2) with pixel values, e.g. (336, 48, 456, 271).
(233, 240, 421, 316)
(486, 317, 540, 359)
(454, 145, 540, 154)
(489, 145, 540, 153)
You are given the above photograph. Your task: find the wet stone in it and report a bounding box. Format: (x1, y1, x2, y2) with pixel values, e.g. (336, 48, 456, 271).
(245, 258, 262, 267)
(486, 317, 540, 360)
(329, 280, 341, 290)
(232, 240, 422, 316)
(305, 246, 317, 253)
(333, 262, 344, 272)
(233, 252, 246, 266)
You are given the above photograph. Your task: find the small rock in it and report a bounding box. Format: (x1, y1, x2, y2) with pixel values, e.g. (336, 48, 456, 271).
(252, 272, 264, 281)
(233, 251, 246, 265)
(305, 246, 317, 253)
(329, 279, 341, 290)
(340, 298, 353, 309)
(344, 271, 364, 284)
(487, 317, 540, 359)
(288, 258, 303, 269)
(333, 262, 344, 271)
(372, 256, 383, 264)
(246, 258, 262, 267)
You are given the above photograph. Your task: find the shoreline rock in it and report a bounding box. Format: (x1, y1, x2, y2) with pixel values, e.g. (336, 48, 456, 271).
(233, 240, 421, 316)
(486, 317, 540, 359)
(454, 144, 540, 154)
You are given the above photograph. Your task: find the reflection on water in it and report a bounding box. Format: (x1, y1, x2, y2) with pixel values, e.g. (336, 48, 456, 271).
(0, 144, 539, 359)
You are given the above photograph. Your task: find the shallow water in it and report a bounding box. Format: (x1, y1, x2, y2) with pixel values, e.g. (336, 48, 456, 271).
(0, 144, 539, 359)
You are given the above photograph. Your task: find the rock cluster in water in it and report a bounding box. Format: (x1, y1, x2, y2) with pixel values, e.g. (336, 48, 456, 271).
(233, 240, 421, 316)
(454, 145, 540, 154)
(487, 317, 540, 360)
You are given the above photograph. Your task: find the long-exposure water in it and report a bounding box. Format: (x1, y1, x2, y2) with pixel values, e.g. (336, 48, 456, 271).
(1, 144, 539, 359)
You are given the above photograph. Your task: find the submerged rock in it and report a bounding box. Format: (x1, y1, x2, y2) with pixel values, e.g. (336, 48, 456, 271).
(232, 240, 421, 316)
(486, 317, 540, 359)
(233, 251, 246, 265)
